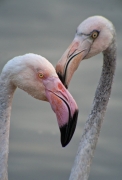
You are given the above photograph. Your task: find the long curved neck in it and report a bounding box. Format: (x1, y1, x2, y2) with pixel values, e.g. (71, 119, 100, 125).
(69, 39, 117, 180)
(0, 75, 16, 180)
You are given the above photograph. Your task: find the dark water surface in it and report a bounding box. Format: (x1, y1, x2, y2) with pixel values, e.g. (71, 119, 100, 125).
(0, 0, 122, 179)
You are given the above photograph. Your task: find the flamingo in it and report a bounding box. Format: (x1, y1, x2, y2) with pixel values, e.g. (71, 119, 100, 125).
(0, 53, 78, 180)
(56, 16, 116, 180)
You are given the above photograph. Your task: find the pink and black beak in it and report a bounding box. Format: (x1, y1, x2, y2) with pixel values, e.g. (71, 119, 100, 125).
(43, 76, 78, 147)
(56, 35, 91, 88)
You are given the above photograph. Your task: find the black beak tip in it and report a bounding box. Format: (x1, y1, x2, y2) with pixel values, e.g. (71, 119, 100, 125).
(60, 124, 68, 147)
(57, 72, 68, 89)
(57, 72, 64, 84)
(60, 109, 79, 147)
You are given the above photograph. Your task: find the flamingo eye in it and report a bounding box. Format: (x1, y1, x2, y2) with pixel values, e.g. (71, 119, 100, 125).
(91, 31, 99, 39)
(38, 73, 43, 78)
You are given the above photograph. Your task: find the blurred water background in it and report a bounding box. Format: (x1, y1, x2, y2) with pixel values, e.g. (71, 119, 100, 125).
(0, 0, 122, 179)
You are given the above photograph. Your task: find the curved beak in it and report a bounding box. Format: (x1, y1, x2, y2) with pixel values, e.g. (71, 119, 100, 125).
(56, 36, 91, 88)
(44, 76, 78, 147)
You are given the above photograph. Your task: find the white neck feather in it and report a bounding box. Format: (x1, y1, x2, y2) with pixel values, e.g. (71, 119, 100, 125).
(0, 75, 16, 180)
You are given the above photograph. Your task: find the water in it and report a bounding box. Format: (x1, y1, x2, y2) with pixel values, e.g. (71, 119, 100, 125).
(0, 0, 122, 179)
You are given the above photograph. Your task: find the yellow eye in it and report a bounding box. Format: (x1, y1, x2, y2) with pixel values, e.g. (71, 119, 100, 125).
(91, 31, 99, 39)
(38, 73, 43, 78)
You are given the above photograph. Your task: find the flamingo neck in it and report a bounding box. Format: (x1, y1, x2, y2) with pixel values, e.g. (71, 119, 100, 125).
(89, 38, 117, 129)
(69, 38, 117, 180)
(0, 75, 16, 180)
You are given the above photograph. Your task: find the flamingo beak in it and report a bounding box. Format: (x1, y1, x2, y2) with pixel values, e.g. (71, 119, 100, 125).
(43, 77, 78, 147)
(56, 36, 91, 88)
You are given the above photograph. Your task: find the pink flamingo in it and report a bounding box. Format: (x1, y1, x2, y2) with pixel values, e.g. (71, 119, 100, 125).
(56, 16, 116, 180)
(0, 53, 78, 180)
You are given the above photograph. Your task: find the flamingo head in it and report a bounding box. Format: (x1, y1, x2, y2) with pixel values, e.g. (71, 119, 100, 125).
(56, 16, 116, 88)
(2, 53, 78, 147)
